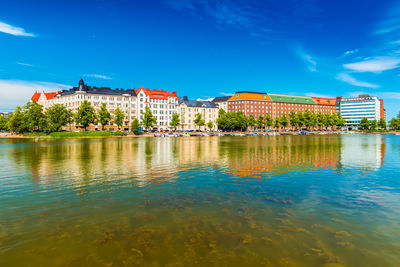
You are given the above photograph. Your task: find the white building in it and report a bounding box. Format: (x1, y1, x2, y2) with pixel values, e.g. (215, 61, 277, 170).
(136, 87, 179, 130)
(212, 96, 231, 112)
(179, 96, 219, 130)
(336, 94, 385, 130)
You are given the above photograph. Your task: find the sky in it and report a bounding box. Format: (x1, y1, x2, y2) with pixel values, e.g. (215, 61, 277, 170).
(0, 0, 399, 119)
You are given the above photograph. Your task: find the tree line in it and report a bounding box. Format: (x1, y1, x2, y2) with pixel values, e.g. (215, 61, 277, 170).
(0, 100, 127, 133)
(358, 117, 387, 130)
(216, 109, 347, 131)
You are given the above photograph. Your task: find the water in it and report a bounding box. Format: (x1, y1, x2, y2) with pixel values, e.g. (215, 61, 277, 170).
(0, 135, 399, 266)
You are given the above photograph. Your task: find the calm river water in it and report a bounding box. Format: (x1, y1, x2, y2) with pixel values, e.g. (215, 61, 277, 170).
(0, 135, 400, 266)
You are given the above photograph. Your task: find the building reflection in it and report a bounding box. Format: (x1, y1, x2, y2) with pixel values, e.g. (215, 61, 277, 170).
(7, 135, 387, 189)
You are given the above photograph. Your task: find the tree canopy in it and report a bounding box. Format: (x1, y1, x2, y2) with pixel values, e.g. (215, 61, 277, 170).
(74, 100, 96, 130)
(113, 108, 125, 130)
(97, 103, 111, 130)
(142, 106, 157, 130)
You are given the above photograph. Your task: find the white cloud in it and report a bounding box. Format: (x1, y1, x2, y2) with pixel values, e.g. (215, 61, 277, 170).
(220, 92, 234, 96)
(0, 79, 70, 110)
(343, 57, 400, 73)
(297, 49, 317, 72)
(17, 62, 34, 67)
(0, 21, 35, 37)
(340, 49, 359, 58)
(84, 74, 112, 80)
(347, 91, 400, 100)
(336, 73, 379, 89)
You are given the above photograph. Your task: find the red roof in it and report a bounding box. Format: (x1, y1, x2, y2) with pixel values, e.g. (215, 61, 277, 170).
(31, 91, 61, 102)
(311, 97, 336, 106)
(135, 86, 178, 100)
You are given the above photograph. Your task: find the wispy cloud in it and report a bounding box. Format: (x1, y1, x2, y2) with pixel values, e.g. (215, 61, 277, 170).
(84, 74, 112, 80)
(336, 73, 379, 88)
(167, 0, 319, 42)
(347, 91, 400, 100)
(17, 62, 34, 67)
(343, 57, 400, 73)
(297, 49, 317, 72)
(220, 92, 234, 96)
(304, 92, 334, 98)
(0, 80, 70, 110)
(339, 49, 359, 58)
(0, 21, 35, 37)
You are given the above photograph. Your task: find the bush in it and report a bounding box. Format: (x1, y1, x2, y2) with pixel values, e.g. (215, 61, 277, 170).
(111, 131, 127, 136)
(23, 132, 49, 137)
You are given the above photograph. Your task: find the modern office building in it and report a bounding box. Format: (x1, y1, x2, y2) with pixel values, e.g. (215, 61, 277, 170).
(178, 96, 219, 130)
(135, 86, 179, 130)
(336, 94, 385, 130)
(227, 91, 336, 119)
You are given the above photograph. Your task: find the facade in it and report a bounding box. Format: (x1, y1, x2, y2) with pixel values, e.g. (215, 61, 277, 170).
(227, 92, 336, 119)
(135, 87, 178, 130)
(178, 96, 219, 130)
(51, 79, 137, 130)
(212, 96, 231, 112)
(336, 94, 384, 130)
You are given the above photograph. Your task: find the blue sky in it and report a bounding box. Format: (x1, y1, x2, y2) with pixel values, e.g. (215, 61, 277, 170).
(0, 0, 399, 119)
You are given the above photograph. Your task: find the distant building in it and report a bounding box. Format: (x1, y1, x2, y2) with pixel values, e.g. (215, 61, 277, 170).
(336, 94, 385, 130)
(227, 92, 336, 119)
(212, 96, 231, 111)
(0, 112, 12, 118)
(178, 96, 219, 130)
(136, 87, 179, 130)
(31, 90, 61, 108)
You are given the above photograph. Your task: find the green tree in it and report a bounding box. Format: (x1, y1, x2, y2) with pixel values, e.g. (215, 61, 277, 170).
(170, 113, 180, 131)
(370, 119, 378, 130)
(389, 118, 399, 130)
(24, 101, 46, 132)
(304, 110, 313, 129)
(280, 114, 289, 130)
(297, 112, 305, 129)
(359, 117, 370, 130)
(8, 106, 27, 133)
(97, 103, 111, 130)
(316, 112, 325, 130)
(131, 118, 141, 135)
(0, 116, 8, 131)
(378, 118, 386, 129)
(265, 113, 273, 130)
(257, 115, 264, 131)
(324, 113, 334, 130)
(45, 104, 73, 132)
(248, 114, 256, 131)
(113, 108, 124, 130)
(274, 117, 281, 130)
(336, 112, 346, 129)
(289, 111, 298, 131)
(207, 121, 214, 131)
(235, 111, 248, 131)
(141, 106, 157, 130)
(74, 100, 96, 130)
(216, 109, 227, 130)
(194, 113, 205, 130)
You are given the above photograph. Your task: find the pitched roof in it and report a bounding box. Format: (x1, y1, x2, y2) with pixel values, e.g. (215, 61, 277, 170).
(179, 97, 218, 108)
(31, 91, 60, 102)
(268, 93, 316, 104)
(59, 79, 137, 97)
(311, 97, 336, 106)
(228, 92, 271, 101)
(136, 86, 178, 100)
(212, 96, 231, 102)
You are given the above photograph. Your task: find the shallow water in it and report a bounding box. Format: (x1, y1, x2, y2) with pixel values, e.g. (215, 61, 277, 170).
(0, 135, 399, 266)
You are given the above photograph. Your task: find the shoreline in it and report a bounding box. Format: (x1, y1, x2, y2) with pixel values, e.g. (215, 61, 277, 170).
(1, 131, 398, 139)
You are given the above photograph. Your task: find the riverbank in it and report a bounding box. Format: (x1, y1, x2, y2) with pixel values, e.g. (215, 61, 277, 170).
(1, 130, 399, 138)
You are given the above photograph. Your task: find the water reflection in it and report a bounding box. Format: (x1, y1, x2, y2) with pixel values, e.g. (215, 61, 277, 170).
(0, 135, 399, 266)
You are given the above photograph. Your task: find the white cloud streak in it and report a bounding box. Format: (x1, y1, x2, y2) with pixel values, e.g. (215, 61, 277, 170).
(84, 74, 112, 80)
(297, 49, 317, 72)
(0, 21, 35, 37)
(336, 73, 379, 88)
(17, 62, 34, 67)
(0, 80, 70, 110)
(343, 57, 400, 73)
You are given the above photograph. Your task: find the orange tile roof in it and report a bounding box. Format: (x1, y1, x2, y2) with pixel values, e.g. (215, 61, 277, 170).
(31, 91, 60, 102)
(311, 97, 336, 106)
(228, 92, 272, 101)
(135, 86, 178, 100)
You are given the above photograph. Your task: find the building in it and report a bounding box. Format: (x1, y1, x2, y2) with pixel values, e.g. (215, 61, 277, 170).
(135, 86, 178, 130)
(227, 92, 336, 119)
(178, 96, 219, 130)
(336, 94, 384, 130)
(52, 79, 137, 131)
(31, 90, 61, 108)
(0, 112, 12, 118)
(212, 96, 231, 112)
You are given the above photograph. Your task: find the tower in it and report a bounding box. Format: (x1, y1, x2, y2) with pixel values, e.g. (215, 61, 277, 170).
(78, 79, 86, 91)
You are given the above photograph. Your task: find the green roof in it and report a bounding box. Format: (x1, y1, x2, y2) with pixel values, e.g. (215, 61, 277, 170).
(267, 94, 316, 104)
